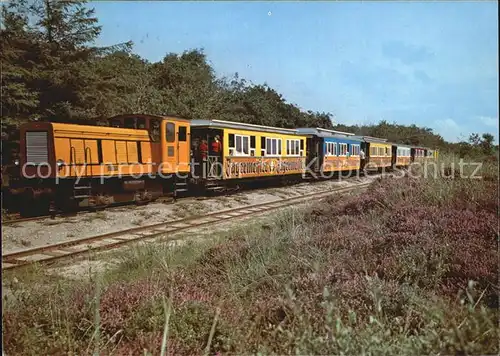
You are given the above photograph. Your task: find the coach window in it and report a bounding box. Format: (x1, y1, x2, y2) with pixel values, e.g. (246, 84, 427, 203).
(265, 138, 281, 156)
(340, 143, 347, 156)
(233, 134, 250, 156)
(260, 137, 266, 155)
(266, 138, 272, 155)
(150, 119, 161, 142)
(178, 126, 187, 142)
(243, 136, 249, 155)
(166, 122, 175, 143)
(250, 136, 256, 156)
(124, 117, 146, 129)
(228, 134, 235, 155)
(235, 135, 242, 154)
(137, 118, 146, 129)
(110, 118, 122, 128)
(124, 118, 135, 129)
(287, 139, 300, 156)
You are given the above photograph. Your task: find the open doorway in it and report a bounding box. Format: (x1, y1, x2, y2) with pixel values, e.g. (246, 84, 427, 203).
(190, 128, 224, 179)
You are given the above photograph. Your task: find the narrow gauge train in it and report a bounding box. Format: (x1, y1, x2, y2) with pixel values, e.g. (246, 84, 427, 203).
(6, 113, 437, 215)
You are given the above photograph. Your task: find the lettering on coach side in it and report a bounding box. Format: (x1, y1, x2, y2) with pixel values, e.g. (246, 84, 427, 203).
(224, 157, 304, 178)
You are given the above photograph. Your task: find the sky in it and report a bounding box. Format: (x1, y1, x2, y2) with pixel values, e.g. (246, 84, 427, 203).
(90, 1, 498, 143)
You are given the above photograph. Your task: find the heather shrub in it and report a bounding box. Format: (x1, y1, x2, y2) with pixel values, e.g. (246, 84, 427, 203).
(3, 161, 498, 355)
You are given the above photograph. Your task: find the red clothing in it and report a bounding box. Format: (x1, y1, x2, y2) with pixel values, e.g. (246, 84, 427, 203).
(199, 142, 208, 159)
(211, 140, 222, 153)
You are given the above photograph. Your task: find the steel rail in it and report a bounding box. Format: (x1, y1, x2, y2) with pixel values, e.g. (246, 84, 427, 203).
(2, 171, 375, 225)
(2, 181, 372, 271)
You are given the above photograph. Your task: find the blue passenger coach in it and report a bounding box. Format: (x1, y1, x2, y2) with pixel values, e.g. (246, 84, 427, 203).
(296, 128, 363, 175)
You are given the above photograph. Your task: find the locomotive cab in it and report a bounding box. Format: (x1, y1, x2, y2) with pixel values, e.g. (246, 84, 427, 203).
(107, 114, 191, 174)
(14, 114, 192, 215)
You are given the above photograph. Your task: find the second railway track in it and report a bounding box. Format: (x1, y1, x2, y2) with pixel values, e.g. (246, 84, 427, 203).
(2, 181, 372, 271)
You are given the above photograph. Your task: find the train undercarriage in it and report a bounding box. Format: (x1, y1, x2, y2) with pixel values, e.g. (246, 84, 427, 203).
(3, 160, 403, 218)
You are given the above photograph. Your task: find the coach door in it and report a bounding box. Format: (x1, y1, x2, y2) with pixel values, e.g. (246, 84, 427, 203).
(177, 123, 190, 173)
(162, 120, 177, 173)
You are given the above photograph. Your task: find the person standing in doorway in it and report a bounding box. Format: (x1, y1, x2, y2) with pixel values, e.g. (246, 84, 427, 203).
(211, 135, 222, 154)
(210, 135, 222, 177)
(199, 139, 208, 161)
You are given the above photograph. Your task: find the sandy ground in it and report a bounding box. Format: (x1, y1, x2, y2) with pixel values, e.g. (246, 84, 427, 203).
(2, 175, 378, 255)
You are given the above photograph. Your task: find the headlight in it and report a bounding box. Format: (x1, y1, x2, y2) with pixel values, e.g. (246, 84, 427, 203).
(56, 159, 65, 167)
(14, 159, 19, 166)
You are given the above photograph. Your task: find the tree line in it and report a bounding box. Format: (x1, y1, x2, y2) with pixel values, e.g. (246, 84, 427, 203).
(1, 0, 497, 158)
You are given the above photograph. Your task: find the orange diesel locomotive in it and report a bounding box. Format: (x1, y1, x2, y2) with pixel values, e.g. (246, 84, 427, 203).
(16, 114, 190, 214)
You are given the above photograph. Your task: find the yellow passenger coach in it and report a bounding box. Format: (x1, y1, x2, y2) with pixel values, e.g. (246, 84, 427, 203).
(190, 119, 307, 181)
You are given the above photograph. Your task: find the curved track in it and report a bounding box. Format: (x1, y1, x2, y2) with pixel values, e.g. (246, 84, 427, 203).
(2, 181, 372, 271)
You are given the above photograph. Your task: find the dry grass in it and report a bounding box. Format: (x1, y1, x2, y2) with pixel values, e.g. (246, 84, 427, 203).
(172, 201, 207, 218)
(3, 158, 498, 355)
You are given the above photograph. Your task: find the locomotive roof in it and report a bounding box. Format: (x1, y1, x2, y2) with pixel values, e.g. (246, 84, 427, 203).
(108, 113, 191, 122)
(190, 119, 300, 135)
(295, 127, 356, 138)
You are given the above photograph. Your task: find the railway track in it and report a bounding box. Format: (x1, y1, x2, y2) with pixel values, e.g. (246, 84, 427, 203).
(3, 215, 45, 226)
(2, 171, 376, 226)
(2, 181, 372, 271)
(2, 196, 179, 227)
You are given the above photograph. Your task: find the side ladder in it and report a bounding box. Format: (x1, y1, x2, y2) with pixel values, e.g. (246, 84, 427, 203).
(173, 175, 189, 201)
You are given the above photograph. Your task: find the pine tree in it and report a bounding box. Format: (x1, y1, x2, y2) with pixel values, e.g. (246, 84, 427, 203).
(1, 3, 40, 128)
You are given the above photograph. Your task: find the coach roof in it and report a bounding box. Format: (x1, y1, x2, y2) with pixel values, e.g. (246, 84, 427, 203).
(295, 127, 356, 138)
(190, 119, 300, 135)
(352, 135, 389, 143)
